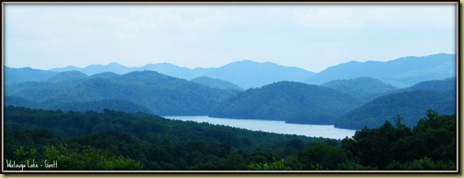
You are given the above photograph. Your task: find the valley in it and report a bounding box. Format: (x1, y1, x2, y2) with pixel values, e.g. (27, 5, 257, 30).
(5, 53, 457, 131)
(3, 53, 457, 171)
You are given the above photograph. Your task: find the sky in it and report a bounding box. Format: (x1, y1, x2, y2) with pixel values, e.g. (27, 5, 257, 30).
(4, 3, 456, 72)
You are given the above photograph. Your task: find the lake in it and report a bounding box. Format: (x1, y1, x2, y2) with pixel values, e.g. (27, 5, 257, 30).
(164, 116, 357, 140)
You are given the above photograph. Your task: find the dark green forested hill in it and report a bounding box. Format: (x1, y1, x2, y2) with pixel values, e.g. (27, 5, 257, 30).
(335, 77, 456, 130)
(335, 90, 455, 130)
(191, 76, 243, 91)
(321, 77, 397, 103)
(4, 106, 325, 170)
(209, 81, 362, 125)
(6, 70, 237, 115)
(4, 106, 455, 171)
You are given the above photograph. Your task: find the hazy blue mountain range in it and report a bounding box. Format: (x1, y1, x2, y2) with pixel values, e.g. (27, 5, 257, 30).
(209, 81, 362, 125)
(4, 53, 456, 130)
(321, 77, 397, 103)
(306, 53, 455, 88)
(9, 53, 455, 89)
(191, 77, 243, 91)
(6, 70, 238, 116)
(49, 60, 316, 89)
(49, 62, 132, 75)
(335, 78, 456, 130)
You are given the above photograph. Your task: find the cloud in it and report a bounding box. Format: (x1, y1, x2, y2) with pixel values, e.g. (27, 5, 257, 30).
(297, 7, 365, 31)
(114, 32, 137, 39)
(295, 5, 454, 34)
(51, 37, 65, 44)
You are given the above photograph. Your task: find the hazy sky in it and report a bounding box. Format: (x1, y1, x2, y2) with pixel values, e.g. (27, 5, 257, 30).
(4, 3, 456, 72)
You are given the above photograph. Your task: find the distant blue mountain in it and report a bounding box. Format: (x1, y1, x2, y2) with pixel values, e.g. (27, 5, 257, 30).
(200, 60, 315, 89)
(136, 63, 201, 80)
(306, 53, 455, 88)
(48, 60, 316, 89)
(48, 71, 88, 83)
(4, 66, 57, 85)
(50, 62, 131, 75)
(191, 77, 243, 91)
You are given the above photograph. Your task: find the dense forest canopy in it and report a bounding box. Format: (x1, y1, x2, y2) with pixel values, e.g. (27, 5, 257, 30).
(4, 106, 456, 171)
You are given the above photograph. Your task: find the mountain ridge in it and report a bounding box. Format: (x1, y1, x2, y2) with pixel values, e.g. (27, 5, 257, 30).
(48, 60, 316, 89)
(306, 53, 455, 88)
(6, 70, 238, 116)
(335, 77, 456, 130)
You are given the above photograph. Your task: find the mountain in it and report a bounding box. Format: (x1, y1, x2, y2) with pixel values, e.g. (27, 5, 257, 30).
(88, 72, 121, 80)
(4, 96, 42, 109)
(200, 60, 315, 89)
(321, 77, 397, 102)
(209, 81, 362, 125)
(47, 60, 315, 89)
(136, 63, 201, 80)
(48, 71, 88, 83)
(399, 77, 456, 92)
(4, 66, 57, 85)
(335, 90, 456, 130)
(306, 53, 455, 88)
(50, 62, 131, 75)
(335, 77, 456, 130)
(191, 77, 243, 91)
(6, 70, 237, 116)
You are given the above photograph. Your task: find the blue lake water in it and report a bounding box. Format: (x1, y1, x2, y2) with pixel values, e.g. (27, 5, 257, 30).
(164, 116, 357, 140)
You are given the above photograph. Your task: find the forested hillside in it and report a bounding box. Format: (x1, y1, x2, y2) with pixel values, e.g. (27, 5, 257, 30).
(6, 71, 237, 115)
(4, 106, 326, 170)
(5, 96, 153, 114)
(4, 106, 455, 170)
(321, 77, 397, 102)
(335, 77, 456, 130)
(335, 91, 455, 130)
(4, 67, 57, 85)
(400, 77, 456, 92)
(191, 77, 243, 91)
(210, 81, 362, 125)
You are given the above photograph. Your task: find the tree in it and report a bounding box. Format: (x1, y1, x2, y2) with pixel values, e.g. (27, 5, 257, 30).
(298, 142, 348, 170)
